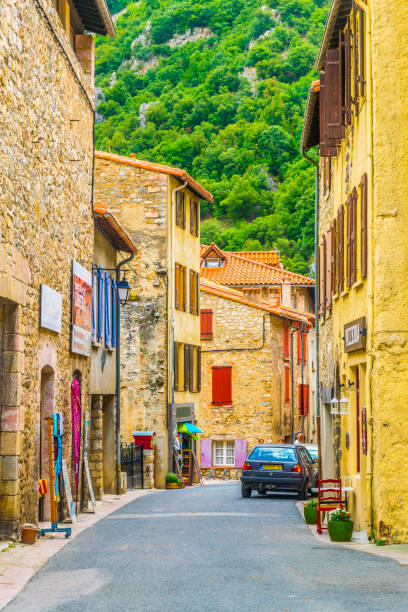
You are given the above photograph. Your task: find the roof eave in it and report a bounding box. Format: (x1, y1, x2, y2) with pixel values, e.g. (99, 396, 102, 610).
(315, 0, 353, 71)
(93, 0, 116, 36)
(301, 86, 319, 153)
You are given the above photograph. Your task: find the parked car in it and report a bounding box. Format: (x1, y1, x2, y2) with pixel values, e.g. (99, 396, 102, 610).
(304, 444, 318, 465)
(240, 444, 318, 499)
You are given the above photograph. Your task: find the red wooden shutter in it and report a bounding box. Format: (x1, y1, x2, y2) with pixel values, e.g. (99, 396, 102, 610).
(284, 366, 290, 403)
(298, 383, 304, 415)
(297, 331, 301, 365)
(200, 309, 213, 339)
(361, 173, 368, 278)
(297, 331, 307, 365)
(325, 48, 344, 143)
(353, 2, 359, 115)
(346, 194, 352, 286)
(351, 188, 357, 284)
(303, 332, 307, 365)
(212, 366, 232, 405)
(326, 227, 332, 310)
(298, 383, 309, 416)
(283, 321, 289, 359)
(344, 18, 352, 124)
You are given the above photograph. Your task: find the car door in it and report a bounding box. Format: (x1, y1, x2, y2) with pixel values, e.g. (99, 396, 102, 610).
(298, 447, 314, 486)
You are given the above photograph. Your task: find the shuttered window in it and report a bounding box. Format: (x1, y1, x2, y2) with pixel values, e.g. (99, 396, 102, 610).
(318, 237, 326, 316)
(189, 270, 199, 315)
(92, 267, 97, 343)
(359, 8, 365, 97)
(346, 194, 352, 286)
(175, 263, 182, 310)
(325, 47, 344, 143)
(337, 205, 345, 293)
(190, 198, 199, 237)
(297, 331, 307, 365)
(283, 321, 290, 359)
(353, 3, 359, 115)
(319, 71, 338, 157)
(111, 279, 117, 348)
(351, 188, 357, 284)
(284, 366, 290, 403)
(343, 18, 352, 124)
(97, 266, 103, 343)
(326, 227, 332, 310)
(183, 267, 188, 311)
(176, 192, 186, 228)
(174, 342, 182, 391)
(104, 273, 111, 347)
(298, 383, 309, 416)
(212, 366, 232, 405)
(361, 173, 368, 278)
(201, 309, 213, 339)
(183, 344, 190, 391)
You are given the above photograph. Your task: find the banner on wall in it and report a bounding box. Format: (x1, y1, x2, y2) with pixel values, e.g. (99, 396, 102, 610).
(71, 377, 81, 495)
(71, 261, 92, 357)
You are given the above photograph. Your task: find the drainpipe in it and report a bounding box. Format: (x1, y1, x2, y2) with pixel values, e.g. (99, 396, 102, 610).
(301, 148, 320, 476)
(115, 252, 135, 495)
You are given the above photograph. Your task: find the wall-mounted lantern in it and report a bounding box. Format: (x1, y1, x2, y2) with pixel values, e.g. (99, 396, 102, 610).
(339, 396, 349, 415)
(330, 396, 339, 416)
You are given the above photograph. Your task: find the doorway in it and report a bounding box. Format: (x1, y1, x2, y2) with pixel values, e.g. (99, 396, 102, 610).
(39, 366, 55, 521)
(102, 396, 115, 494)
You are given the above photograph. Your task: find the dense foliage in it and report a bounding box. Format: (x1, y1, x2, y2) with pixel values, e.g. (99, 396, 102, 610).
(96, 0, 328, 274)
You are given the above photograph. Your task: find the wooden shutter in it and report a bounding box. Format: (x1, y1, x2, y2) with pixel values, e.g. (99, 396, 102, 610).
(346, 194, 352, 286)
(176, 192, 181, 226)
(326, 227, 332, 310)
(359, 8, 365, 97)
(319, 72, 337, 157)
(331, 221, 336, 298)
(201, 309, 213, 338)
(182, 193, 186, 229)
(298, 384, 309, 416)
(297, 331, 307, 365)
(325, 48, 344, 142)
(174, 342, 180, 391)
(212, 366, 232, 405)
(190, 198, 194, 234)
(283, 321, 289, 359)
(297, 331, 302, 365)
(284, 366, 290, 402)
(183, 267, 187, 311)
(188, 345, 194, 392)
(353, 3, 359, 115)
(184, 344, 189, 391)
(195, 201, 200, 237)
(361, 173, 368, 278)
(338, 205, 344, 292)
(351, 188, 357, 284)
(197, 347, 201, 392)
(190, 270, 194, 313)
(318, 239, 326, 316)
(196, 272, 200, 315)
(344, 17, 352, 124)
(303, 332, 307, 365)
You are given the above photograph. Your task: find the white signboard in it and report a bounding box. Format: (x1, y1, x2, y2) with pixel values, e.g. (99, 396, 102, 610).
(61, 459, 77, 523)
(40, 285, 62, 333)
(71, 261, 92, 356)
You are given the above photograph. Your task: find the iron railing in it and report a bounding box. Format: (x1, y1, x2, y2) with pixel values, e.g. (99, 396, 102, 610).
(120, 443, 144, 489)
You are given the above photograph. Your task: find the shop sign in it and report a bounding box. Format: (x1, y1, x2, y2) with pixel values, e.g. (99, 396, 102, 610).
(343, 317, 366, 352)
(71, 261, 92, 356)
(361, 406, 367, 455)
(40, 284, 62, 333)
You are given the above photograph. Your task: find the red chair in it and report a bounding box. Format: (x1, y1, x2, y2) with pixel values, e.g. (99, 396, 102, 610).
(317, 479, 342, 534)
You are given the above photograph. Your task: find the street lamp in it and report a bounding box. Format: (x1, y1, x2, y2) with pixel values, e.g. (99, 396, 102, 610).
(330, 396, 339, 416)
(117, 275, 130, 305)
(339, 396, 349, 415)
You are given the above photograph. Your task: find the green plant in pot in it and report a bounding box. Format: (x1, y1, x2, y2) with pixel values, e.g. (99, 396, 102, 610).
(328, 508, 354, 542)
(303, 498, 318, 525)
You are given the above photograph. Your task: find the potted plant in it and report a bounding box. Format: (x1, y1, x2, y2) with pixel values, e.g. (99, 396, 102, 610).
(328, 508, 354, 542)
(166, 472, 179, 489)
(303, 498, 318, 524)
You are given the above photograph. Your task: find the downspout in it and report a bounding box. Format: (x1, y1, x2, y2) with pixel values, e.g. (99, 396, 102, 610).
(290, 325, 298, 443)
(301, 148, 320, 476)
(115, 252, 135, 495)
(354, 0, 374, 537)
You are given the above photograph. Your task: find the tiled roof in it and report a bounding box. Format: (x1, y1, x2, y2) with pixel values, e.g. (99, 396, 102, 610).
(200, 243, 314, 287)
(95, 151, 213, 202)
(232, 250, 280, 267)
(200, 278, 314, 326)
(94, 204, 137, 253)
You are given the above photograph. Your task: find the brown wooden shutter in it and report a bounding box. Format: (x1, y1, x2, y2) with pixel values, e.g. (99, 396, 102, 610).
(212, 366, 232, 405)
(176, 192, 181, 226)
(190, 269, 194, 313)
(346, 194, 352, 286)
(183, 267, 187, 311)
(196, 272, 200, 315)
(353, 2, 359, 115)
(318, 239, 326, 316)
(344, 17, 352, 124)
(339, 205, 345, 292)
(361, 173, 368, 278)
(197, 347, 201, 392)
(325, 48, 344, 142)
(326, 227, 332, 310)
(195, 201, 200, 237)
(182, 193, 186, 229)
(331, 221, 336, 298)
(351, 188, 357, 284)
(200, 309, 213, 338)
(184, 344, 189, 391)
(175, 264, 180, 309)
(190, 198, 194, 234)
(188, 345, 194, 391)
(174, 342, 180, 391)
(359, 8, 365, 97)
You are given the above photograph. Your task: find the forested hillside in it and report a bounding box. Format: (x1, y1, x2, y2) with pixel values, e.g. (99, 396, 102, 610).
(95, 0, 328, 274)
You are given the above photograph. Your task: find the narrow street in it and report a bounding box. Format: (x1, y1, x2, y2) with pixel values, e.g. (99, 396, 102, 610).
(6, 484, 408, 612)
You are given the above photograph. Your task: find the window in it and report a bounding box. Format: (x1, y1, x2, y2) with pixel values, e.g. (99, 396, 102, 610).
(212, 366, 232, 405)
(202, 258, 223, 268)
(201, 309, 213, 339)
(360, 173, 367, 278)
(326, 226, 333, 310)
(189, 270, 199, 315)
(298, 383, 309, 416)
(283, 321, 289, 359)
(104, 272, 111, 347)
(178, 344, 201, 393)
(336, 205, 345, 293)
(249, 447, 297, 462)
(318, 237, 326, 317)
(284, 365, 290, 403)
(297, 331, 307, 365)
(92, 267, 98, 343)
(111, 279, 117, 348)
(175, 263, 187, 311)
(190, 198, 199, 237)
(213, 441, 235, 466)
(176, 191, 186, 229)
(346, 190, 357, 286)
(323, 157, 331, 195)
(174, 342, 183, 391)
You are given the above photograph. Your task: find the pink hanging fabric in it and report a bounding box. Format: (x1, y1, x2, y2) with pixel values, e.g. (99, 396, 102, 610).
(71, 377, 81, 490)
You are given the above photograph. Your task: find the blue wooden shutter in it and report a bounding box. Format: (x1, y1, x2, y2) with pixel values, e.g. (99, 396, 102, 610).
(97, 267, 103, 343)
(92, 268, 96, 342)
(111, 278, 117, 348)
(105, 273, 111, 347)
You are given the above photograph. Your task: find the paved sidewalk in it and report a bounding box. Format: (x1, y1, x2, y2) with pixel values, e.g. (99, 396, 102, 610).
(296, 501, 408, 567)
(0, 490, 156, 609)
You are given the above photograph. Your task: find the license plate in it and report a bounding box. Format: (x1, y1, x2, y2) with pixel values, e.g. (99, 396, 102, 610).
(263, 465, 282, 470)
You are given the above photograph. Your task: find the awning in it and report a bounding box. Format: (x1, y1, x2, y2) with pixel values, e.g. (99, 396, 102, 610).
(177, 422, 203, 434)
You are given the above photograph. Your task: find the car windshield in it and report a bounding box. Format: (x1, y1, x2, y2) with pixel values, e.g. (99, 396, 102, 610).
(306, 447, 318, 459)
(249, 447, 297, 462)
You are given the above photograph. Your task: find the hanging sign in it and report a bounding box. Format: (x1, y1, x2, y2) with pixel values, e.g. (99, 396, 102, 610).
(361, 406, 368, 455)
(71, 261, 92, 356)
(61, 459, 76, 522)
(40, 285, 63, 333)
(84, 456, 96, 513)
(343, 317, 366, 352)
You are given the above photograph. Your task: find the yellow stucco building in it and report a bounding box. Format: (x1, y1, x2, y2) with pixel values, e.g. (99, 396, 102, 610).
(302, 0, 408, 542)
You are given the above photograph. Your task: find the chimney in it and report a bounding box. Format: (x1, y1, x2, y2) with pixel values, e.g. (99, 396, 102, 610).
(281, 283, 291, 307)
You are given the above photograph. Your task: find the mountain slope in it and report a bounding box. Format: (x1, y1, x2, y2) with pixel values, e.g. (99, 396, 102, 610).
(95, 0, 328, 274)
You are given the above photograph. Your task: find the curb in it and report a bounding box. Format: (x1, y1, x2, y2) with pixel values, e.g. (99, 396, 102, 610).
(296, 501, 408, 568)
(0, 489, 157, 609)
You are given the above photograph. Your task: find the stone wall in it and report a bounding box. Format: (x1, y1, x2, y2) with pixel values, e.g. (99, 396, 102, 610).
(0, 0, 94, 536)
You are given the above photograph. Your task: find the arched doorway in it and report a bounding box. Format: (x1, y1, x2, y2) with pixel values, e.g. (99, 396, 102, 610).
(39, 366, 55, 521)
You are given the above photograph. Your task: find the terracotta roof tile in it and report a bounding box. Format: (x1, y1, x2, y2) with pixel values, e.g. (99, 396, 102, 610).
(94, 203, 137, 253)
(232, 250, 280, 267)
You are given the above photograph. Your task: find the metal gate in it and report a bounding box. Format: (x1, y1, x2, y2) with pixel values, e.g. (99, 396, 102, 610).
(120, 443, 144, 489)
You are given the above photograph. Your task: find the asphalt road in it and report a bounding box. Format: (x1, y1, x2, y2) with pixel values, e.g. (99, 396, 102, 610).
(6, 483, 408, 611)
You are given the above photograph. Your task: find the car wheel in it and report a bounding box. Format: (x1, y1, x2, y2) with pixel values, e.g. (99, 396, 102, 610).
(241, 484, 252, 498)
(298, 480, 308, 500)
(257, 489, 266, 495)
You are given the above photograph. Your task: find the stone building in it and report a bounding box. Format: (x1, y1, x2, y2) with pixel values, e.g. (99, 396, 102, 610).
(198, 278, 315, 474)
(93, 152, 213, 488)
(90, 204, 137, 499)
(0, 0, 113, 537)
(301, 0, 408, 541)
